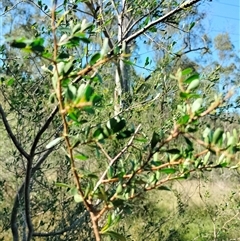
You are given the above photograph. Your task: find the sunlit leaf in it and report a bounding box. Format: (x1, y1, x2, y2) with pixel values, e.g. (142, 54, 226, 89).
(46, 137, 62, 149)
(72, 23, 82, 34)
(101, 38, 109, 57)
(182, 68, 192, 76)
(7, 78, 15, 86)
(212, 128, 224, 145)
(81, 20, 93, 32)
(74, 193, 83, 203)
(178, 115, 190, 124)
(75, 153, 89, 161)
(187, 78, 200, 92)
(191, 98, 203, 112)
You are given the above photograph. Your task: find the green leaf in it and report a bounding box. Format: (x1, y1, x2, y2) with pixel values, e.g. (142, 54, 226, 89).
(74, 193, 83, 203)
(212, 128, 224, 145)
(107, 117, 126, 133)
(114, 46, 121, 55)
(10, 39, 27, 48)
(55, 182, 71, 188)
(66, 84, 77, 101)
(82, 106, 94, 114)
(187, 78, 200, 92)
(100, 38, 109, 57)
(185, 125, 197, 133)
(179, 92, 200, 100)
(79, 37, 91, 44)
(102, 231, 126, 241)
(184, 74, 199, 84)
(189, 22, 195, 31)
(178, 115, 190, 124)
(59, 34, 68, 45)
(135, 138, 148, 143)
(67, 36, 82, 47)
(84, 85, 94, 101)
(144, 56, 150, 66)
(80, 20, 93, 32)
(158, 186, 171, 191)
(184, 136, 193, 150)
(103, 126, 112, 137)
(46, 137, 62, 149)
(171, 154, 182, 161)
(149, 26, 157, 32)
(77, 83, 87, 99)
(165, 149, 180, 154)
(93, 127, 105, 140)
(116, 184, 123, 194)
(107, 166, 114, 179)
(30, 38, 45, 52)
(191, 98, 203, 113)
(72, 23, 82, 34)
(151, 131, 160, 149)
(75, 153, 89, 161)
(91, 73, 103, 83)
(90, 53, 101, 66)
(122, 59, 134, 65)
(182, 68, 192, 76)
(63, 60, 74, 75)
(7, 78, 15, 86)
(116, 130, 133, 139)
(68, 112, 79, 122)
(91, 94, 101, 104)
(203, 151, 211, 165)
(160, 168, 176, 174)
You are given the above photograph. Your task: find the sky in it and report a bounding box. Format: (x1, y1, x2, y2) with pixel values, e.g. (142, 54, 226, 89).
(202, 0, 240, 55)
(0, 0, 239, 67)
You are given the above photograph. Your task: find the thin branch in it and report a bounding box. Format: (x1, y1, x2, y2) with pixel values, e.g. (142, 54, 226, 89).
(219, 212, 240, 233)
(123, 0, 201, 44)
(96, 142, 112, 162)
(11, 147, 56, 240)
(123, 0, 165, 38)
(0, 0, 51, 18)
(30, 106, 58, 156)
(84, 0, 115, 49)
(0, 104, 29, 159)
(93, 124, 141, 192)
(110, 0, 119, 16)
(24, 159, 33, 241)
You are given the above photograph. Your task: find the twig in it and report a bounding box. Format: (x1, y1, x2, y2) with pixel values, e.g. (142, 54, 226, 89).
(123, 0, 201, 44)
(0, 104, 29, 159)
(93, 124, 141, 192)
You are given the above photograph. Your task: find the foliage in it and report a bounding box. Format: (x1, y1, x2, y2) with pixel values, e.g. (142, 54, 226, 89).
(0, 0, 239, 241)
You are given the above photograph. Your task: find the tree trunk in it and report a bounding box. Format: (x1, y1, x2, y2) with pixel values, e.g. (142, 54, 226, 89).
(114, 0, 132, 115)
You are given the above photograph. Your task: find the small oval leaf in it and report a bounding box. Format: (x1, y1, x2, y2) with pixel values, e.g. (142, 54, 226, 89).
(46, 137, 62, 149)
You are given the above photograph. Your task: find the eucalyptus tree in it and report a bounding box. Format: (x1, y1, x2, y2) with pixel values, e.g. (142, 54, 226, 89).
(1, 1, 240, 241)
